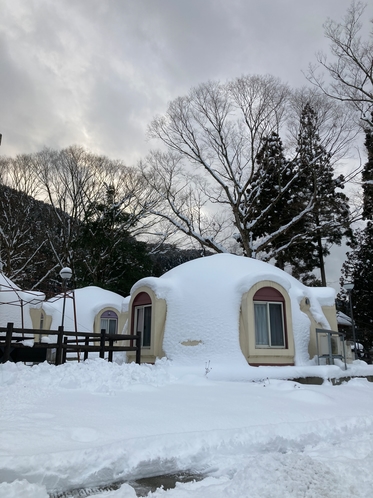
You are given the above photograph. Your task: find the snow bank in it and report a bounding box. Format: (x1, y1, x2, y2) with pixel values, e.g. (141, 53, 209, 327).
(0, 480, 49, 498)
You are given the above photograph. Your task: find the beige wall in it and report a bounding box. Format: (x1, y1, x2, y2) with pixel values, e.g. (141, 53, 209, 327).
(126, 286, 167, 363)
(322, 306, 338, 332)
(29, 307, 53, 342)
(299, 298, 339, 358)
(240, 281, 295, 366)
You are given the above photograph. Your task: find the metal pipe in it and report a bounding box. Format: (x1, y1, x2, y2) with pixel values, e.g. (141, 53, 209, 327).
(348, 290, 358, 360)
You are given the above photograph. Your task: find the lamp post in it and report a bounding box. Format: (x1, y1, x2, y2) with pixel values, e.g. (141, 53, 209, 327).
(59, 267, 72, 329)
(344, 282, 357, 360)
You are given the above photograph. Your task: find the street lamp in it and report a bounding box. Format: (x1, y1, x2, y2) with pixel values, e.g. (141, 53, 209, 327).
(59, 267, 72, 329)
(344, 282, 357, 360)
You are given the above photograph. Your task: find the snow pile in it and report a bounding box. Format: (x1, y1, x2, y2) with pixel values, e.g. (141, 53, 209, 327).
(132, 254, 335, 368)
(0, 479, 49, 498)
(337, 310, 352, 326)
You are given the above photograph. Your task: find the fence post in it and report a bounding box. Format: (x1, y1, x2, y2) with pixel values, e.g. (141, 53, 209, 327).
(55, 326, 64, 366)
(135, 332, 141, 365)
(84, 337, 89, 361)
(3, 322, 14, 363)
(62, 337, 68, 364)
(100, 329, 106, 359)
(108, 336, 114, 363)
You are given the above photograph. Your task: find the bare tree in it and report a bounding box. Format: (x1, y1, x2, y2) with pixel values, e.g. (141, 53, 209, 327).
(307, 1, 373, 129)
(0, 156, 6, 185)
(144, 75, 324, 259)
(140, 151, 234, 254)
(0, 145, 158, 291)
(0, 153, 42, 198)
(287, 87, 359, 163)
(0, 184, 58, 288)
(30, 145, 156, 277)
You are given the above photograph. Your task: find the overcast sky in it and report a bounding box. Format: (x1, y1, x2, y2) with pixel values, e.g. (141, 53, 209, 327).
(0, 0, 368, 290)
(1, 0, 360, 163)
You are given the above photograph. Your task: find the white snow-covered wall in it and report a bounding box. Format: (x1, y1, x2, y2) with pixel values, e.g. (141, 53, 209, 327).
(131, 254, 336, 368)
(0, 272, 45, 328)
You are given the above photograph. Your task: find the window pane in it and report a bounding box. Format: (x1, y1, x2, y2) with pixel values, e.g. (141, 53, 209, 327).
(254, 303, 269, 346)
(143, 306, 152, 347)
(136, 308, 144, 333)
(269, 303, 284, 346)
(135, 306, 152, 347)
(100, 318, 108, 333)
(108, 319, 117, 334)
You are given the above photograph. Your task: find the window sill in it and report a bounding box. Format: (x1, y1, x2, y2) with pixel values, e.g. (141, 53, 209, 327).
(255, 345, 286, 349)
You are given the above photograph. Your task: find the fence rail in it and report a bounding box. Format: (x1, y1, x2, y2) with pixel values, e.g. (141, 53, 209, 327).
(0, 323, 141, 365)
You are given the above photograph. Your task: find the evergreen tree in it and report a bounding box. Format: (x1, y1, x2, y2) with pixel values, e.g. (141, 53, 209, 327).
(341, 123, 373, 351)
(249, 132, 303, 268)
(283, 104, 350, 285)
(74, 185, 153, 296)
(341, 224, 373, 351)
(362, 125, 373, 220)
(149, 244, 212, 276)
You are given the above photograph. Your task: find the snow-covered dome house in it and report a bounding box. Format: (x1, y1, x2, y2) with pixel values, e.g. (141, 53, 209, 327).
(31, 286, 130, 337)
(125, 254, 338, 367)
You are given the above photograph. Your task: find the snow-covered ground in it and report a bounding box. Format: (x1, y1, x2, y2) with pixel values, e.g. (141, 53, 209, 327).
(1, 358, 373, 498)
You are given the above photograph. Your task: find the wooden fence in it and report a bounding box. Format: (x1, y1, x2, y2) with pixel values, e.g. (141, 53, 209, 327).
(0, 322, 141, 365)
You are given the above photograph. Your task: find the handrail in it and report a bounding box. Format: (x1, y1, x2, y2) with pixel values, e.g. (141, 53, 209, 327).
(315, 328, 347, 370)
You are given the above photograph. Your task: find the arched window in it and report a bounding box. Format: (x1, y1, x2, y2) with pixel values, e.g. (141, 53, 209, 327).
(100, 310, 118, 335)
(253, 287, 286, 348)
(132, 292, 152, 348)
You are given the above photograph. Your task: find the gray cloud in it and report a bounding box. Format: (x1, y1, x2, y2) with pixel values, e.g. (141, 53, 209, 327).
(0, 0, 364, 288)
(0, 0, 357, 160)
